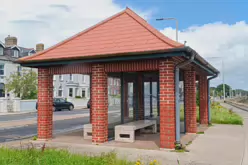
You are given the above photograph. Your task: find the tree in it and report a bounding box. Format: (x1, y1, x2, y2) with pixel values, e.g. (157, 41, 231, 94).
(5, 69, 38, 99)
(209, 87, 216, 96)
(215, 84, 231, 97)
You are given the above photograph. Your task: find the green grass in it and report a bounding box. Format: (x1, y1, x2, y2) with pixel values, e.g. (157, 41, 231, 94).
(0, 147, 134, 165)
(196, 132, 205, 134)
(180, 102, 243, 125)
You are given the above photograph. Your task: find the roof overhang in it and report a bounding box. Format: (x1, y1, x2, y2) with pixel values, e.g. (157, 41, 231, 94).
(0, 42, 5, 48)
(19, 46, 219, 76)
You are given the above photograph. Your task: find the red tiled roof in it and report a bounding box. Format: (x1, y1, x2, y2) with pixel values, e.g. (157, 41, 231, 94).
(19, 8, 184, 63)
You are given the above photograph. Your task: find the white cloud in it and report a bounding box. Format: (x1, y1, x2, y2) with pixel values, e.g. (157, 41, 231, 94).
(161, 21, 248, 90)
(0, 0, 150, 48)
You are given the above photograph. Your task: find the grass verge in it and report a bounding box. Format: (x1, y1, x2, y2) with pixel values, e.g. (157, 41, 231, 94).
(0, 147, 134, 165)
(180, 102, 243, 125)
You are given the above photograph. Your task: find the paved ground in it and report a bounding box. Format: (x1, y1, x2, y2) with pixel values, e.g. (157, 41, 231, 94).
(0, 106, 120, 122)
(0, 106, 121, 143)
(1, 103, 248, 165)
(0, 112, 121, 143)
(3, 103, 246, 165)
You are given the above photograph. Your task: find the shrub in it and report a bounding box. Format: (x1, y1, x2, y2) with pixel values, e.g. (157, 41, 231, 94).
(75, 96, 82, 99)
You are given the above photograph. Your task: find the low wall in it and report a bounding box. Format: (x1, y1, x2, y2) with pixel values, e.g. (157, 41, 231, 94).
(67, 98, 88, 108)
(108, 97, 120, 106)
(0, 98, 21, 113)
(20, 100, 37, 112)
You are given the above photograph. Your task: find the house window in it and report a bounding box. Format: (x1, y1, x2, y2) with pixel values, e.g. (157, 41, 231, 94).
(82, 89, 86, 98)
(0, 47, 3, 55)
(13, 50, 19, 57)
(28, 51, 35, 56)
(82, 75, 85, 83)
(58, 86, 63, 97)
(87, 88, 90, 98)
(69, 88, 73, 97)
(0, 83, 4, 97)
(59, 75, 63, 81)
(0, 64, 4, 75)
(69, 74, 73, 81)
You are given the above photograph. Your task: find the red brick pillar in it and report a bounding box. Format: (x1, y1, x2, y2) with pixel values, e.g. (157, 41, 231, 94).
(138, 73, 144, 120)
(91, 64, 108, 144)
(184, 70, 197, 133)
(159, 59, 176, 149)
(124, 80, 129, 118)
(199, 75, 208, 125)
(37, 68, 53, 140)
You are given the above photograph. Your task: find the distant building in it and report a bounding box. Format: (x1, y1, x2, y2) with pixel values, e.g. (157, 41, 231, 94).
(0, 35, 40, 98)
(53, 74, 90, 99)
(108, 77, 120, 95)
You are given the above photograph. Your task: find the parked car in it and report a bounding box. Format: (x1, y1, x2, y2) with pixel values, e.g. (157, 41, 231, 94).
(36, 98, 74, 111)
(87, 99, 90, 108)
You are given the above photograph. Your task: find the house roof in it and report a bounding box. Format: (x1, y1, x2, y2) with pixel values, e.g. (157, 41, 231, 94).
(19, 7, 184, 63)
(0, 39, 36, 62)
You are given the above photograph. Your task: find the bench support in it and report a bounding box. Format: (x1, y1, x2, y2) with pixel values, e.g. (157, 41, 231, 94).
(83, 124, 92, 140)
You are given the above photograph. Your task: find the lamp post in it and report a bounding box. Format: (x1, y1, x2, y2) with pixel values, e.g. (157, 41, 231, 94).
(205, 57, 225, 100)
(156, 17, 178, 42)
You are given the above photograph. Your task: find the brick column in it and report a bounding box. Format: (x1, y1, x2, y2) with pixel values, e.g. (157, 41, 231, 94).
(37, 68, 53, 140)
(184, 70, 197, 133)
(138, 73, 144, 120)
(91, 64, 108, 144)
(159, 58, 176, 149)
(124, 80, 129, 118)
(199, 75, 208, 125)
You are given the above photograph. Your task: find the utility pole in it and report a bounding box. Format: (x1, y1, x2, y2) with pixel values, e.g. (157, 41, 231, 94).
(222, 60, 225, 100)
(156, 17, 178, 42)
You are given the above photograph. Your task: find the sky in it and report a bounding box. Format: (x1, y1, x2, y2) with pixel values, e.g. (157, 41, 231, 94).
(0, 0, 248, 89)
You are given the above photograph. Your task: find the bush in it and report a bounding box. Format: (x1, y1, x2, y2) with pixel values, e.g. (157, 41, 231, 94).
(75, 96, 82, 99)
(180, 103, 243, 125)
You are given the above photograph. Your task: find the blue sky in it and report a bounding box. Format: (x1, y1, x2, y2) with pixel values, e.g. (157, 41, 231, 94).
(0, 0, 248, 90)
(116, 0, 248, 29)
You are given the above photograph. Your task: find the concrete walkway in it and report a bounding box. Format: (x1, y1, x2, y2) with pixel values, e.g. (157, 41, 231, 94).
(220, 103, 248, 165)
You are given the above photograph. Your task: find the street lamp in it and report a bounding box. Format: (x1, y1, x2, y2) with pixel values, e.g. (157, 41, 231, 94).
(205, 57, 225, 100)
(156, 17, 178, 42)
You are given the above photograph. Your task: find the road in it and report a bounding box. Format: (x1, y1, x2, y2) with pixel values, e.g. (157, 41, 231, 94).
(0, 106, 121, 143)
(0, 106, 120, 122)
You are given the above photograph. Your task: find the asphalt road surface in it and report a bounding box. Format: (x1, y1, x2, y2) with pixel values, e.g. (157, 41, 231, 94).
(0, 112, 121, 143)
(0, 106, 121, 122)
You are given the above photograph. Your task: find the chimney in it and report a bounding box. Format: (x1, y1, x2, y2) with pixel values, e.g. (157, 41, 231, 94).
(5, 35, 17, 47)
(36, 43, 44, 52)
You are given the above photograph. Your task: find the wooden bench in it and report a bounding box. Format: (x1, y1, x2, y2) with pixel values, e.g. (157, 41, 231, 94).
(115, 120, 157, 143)
(83, 124, 92, 139)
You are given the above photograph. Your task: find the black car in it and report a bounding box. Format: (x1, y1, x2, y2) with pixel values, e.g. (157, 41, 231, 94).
(36, 98, 74, 111)
(87, 99, 90, 108)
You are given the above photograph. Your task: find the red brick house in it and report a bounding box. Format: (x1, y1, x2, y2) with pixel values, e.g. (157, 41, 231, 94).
(18, 8, 218, 149)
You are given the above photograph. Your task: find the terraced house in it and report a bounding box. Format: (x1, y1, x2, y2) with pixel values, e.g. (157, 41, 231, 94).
(0, 35, 39, 98)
